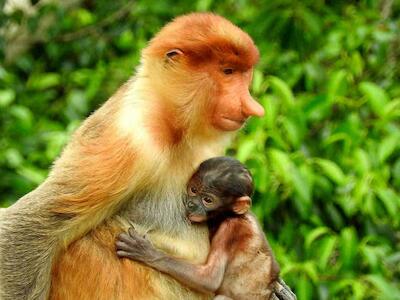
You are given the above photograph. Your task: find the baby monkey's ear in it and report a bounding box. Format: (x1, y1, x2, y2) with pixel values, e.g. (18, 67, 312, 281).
(232, 196, 252, 215)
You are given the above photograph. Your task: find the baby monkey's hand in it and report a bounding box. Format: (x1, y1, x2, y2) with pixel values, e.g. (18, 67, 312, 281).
(116, 227, 162, 264)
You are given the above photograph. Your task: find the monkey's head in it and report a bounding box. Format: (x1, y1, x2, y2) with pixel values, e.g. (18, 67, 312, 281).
(142, 13, 264, 134)
(185, 156, 253, 223)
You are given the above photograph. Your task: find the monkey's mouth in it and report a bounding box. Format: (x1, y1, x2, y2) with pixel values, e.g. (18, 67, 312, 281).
(220, 117, 247, 130)
(187, 214, 207, 223)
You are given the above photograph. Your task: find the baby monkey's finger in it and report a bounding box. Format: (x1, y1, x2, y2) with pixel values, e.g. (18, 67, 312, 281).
(128, 227, 139, 237)
(118, 233, 139, 246)
(117, 250, 134, 259)
(115, 240, 133, 252)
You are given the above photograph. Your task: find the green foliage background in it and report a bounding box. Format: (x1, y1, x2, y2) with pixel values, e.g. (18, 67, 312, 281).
(1, 0, 399, 299)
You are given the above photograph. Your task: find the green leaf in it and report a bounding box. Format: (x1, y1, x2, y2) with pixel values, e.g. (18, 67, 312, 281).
(263, 95, 278, 129)
(116, 30, 135, 50)
(282, 117, 301, 148)
(27, 73, 61, 90)
(291, 166, 311, 205)
(17, 166, 46, 185)
(196, 0, 213, 11)
(237, 139, 256, 163)
(268, 76, 295, 107)
(303, 94, 331, 121)
(0, 89, 16, 107)
(305, 226, 331, 251)
(376, 188, 399, 220)
(314, 158, 346, 185)
(327, 70, 347, 103)
(269, 149, 292, 183)
(383, 98, 400, 118)
(253, 160, 270, 193)
(4, 148, 23, 168)
(353, 148, 370, 174)
(365, 274, 400, 300)
(359, 82, 390, 117)
(297, 274, 313, 300)
(10, 105, 33, 130)
(251, 69, 264, 95)
(340, 227, 358, 271)
(377, 133, 399, 163)
(73, 8, 95, 26)
(318, 235, 337, 270)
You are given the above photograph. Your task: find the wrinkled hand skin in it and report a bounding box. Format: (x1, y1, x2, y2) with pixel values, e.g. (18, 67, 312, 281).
(116, 227, 297, 300)
(116, 227, 162, 264)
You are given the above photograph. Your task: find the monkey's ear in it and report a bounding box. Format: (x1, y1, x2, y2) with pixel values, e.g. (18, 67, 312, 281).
(232, 196, 251, 215)
(165, 49, 184, 60)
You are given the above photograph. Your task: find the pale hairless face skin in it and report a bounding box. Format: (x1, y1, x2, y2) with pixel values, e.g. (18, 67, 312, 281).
(211, 69, 265, 131)
(116, 157, 296, 300)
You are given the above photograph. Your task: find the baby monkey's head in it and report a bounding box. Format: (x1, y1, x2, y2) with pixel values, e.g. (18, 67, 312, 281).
(186, 156, 254, 222)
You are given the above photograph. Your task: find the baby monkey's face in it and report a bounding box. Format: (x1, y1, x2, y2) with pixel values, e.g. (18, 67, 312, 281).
(186, 173, 251, 223)
(186, 175, 226, 222)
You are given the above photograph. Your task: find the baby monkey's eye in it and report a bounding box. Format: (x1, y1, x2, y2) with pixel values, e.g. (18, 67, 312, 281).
(190, 187, 197, 194)
(202, 196, 213, 204)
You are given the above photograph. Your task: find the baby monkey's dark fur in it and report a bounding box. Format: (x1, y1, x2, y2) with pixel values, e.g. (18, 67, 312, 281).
(117, 157, 285, 300)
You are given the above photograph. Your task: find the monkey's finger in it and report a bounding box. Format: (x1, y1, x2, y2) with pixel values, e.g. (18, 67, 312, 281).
(115, 240, 138, 251)
(118, 238, 139, 250)
(270, 295, 280, 300)
(275, 290, 296, 300)
(278, 279, 296, 298)
(128, 227, 140, 237)
(273, 279, 297, 300)
(118, 233, 135, 244)
(116, 240, 136, 252)
(117, 250, 135, 259)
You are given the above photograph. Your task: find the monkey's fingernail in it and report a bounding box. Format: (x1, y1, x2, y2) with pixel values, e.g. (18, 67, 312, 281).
(117, 250, 127, 257)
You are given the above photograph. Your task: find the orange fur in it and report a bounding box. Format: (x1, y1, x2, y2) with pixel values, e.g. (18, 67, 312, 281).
(51, 87, 136, 217)
(148, 101, 186, 147)
(145, 13, 259, 71)
(50, 223, 155, 300)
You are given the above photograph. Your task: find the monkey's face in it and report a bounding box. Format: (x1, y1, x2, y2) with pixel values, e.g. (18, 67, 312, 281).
(144, 13, 264, 133)
(185, 180, 222, 223)
(210, 68, 264, 131)
(185, 157, 254, 222)
(185, 181, 252, 223)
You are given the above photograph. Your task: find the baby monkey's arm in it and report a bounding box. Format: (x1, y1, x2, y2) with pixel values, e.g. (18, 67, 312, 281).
(116, 227, 228, 294)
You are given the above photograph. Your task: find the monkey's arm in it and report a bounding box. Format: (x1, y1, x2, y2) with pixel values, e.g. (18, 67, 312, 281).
(116, 228, 228, 294)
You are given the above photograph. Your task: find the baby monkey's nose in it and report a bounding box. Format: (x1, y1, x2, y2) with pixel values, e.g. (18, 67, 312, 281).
(187, 201, 196, 209)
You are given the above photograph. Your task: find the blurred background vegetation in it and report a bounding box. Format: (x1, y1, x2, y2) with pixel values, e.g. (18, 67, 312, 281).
(1, 0, 399, 299)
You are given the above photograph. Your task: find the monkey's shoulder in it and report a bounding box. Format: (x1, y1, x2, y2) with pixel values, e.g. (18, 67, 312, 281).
(211, 214, 265, 252)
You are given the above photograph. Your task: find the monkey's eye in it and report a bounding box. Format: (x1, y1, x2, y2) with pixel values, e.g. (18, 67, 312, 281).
(190, 187, 197, 194)
(202, 197, 213, 205)
(223, 68, 234, 75)
(166, 48, 183, 59)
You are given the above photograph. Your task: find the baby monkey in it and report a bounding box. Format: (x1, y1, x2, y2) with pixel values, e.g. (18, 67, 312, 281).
(117, 157, 291, 300)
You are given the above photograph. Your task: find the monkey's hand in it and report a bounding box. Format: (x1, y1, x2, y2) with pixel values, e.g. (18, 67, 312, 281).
(116, 227, 164, 265)
(270, 278, 297, 300)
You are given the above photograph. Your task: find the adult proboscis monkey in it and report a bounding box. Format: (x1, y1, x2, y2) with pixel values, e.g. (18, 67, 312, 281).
(0, 13, 293, 300)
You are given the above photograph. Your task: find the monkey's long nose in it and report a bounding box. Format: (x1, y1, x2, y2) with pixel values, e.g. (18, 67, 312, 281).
(242, 95, 265, 118)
